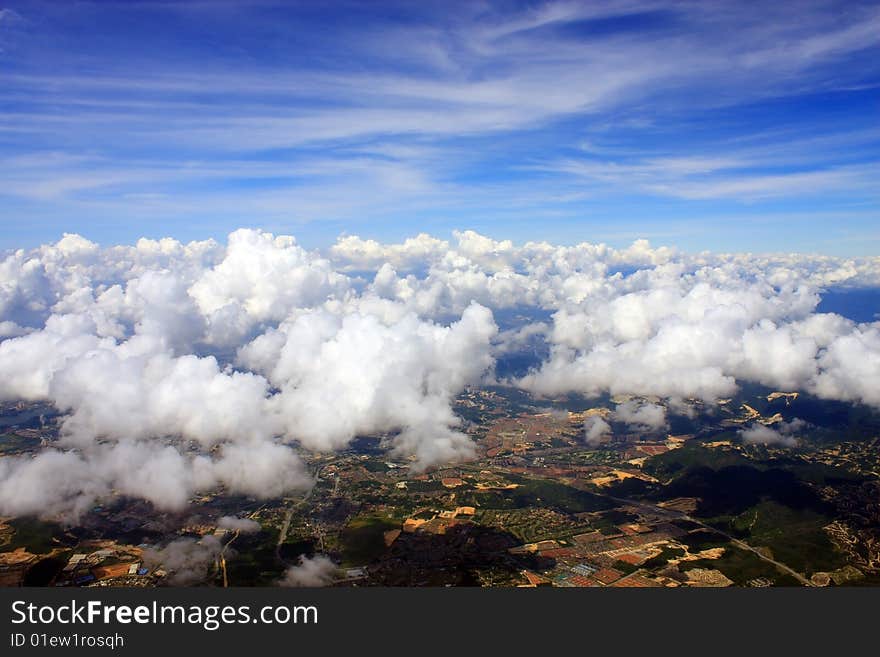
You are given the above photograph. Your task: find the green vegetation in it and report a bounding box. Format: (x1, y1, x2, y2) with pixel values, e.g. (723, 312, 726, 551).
(772, 460, 864, 486)
(591, 509, 640, 532)
(643, 545, 685, 568)
(225, 526, 284, 586)
(339, 515, 398, 567)
(353, 479, 382, 490)
(278, 538, 316, 561)
(642, 444, 752, 481)
(679, 530, 728, 552)
(478, 508, 584, 543)
(612, 559, 639, 575)
(457, 476, 614, 514)
(639, 435, 857, 578)
(679, 545, 800, 586)
(656, 460, 830, 519)
(564, 450, 620, 466)
(5, 517, 61, 554)
(722, 501, 848, 576)
(604, 476, 657, 498)
(23, 555, 68, 586)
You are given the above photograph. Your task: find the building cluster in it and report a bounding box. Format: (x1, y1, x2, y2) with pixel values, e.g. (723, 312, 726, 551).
(55, 542, 154, 587)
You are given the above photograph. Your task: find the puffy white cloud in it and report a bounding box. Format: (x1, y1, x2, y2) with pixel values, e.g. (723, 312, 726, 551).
(584, 416, 611, 446)
(207, 441, 312, 499)
(50, 346, 278, 448)
(217, 516, 261, 533)
(0, 438, 311, 519)
(189, 228, 349, 334)
(0, 232, 223, 348)
(143, 536, 224, 585)
(0, 313, 109, 400)
(614, 400, 668, 433)
(0, 449, 107, 519)
(519, 258, 880, 408)
(812, 326, 880, 405)
(239, 302, 497, 468)
(278, 555, 338, 587)
(739, 418, 806, 447)
(0, 249, 54, 329)
(330, 233, 448, 271)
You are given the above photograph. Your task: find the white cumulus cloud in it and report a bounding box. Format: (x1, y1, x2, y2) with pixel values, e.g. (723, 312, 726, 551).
(1, 229, 879, 520)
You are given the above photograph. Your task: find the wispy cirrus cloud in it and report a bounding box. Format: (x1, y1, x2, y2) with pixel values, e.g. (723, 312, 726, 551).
(0, 0, 878, 251)
(549, 157, 880, 201)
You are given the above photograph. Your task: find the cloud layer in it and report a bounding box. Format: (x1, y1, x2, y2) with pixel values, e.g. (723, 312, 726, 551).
(1, 228, 879, 518)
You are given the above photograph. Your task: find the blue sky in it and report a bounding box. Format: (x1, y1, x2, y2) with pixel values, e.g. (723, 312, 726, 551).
(0, 0, 878, 254)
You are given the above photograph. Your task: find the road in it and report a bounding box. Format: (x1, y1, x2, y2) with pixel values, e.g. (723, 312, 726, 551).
(219, 506, 265, 587)
(275, 464, 324, 566)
